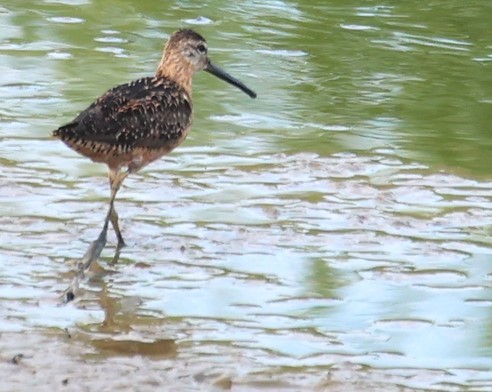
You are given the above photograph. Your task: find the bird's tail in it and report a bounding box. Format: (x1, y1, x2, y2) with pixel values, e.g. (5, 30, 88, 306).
(52, 122, 79, 139)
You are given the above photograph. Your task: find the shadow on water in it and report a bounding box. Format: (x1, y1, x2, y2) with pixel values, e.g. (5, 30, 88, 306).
(1, 0, 492, 390)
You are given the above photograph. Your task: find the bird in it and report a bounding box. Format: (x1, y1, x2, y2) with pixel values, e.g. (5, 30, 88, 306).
(53, 29, 256, 268)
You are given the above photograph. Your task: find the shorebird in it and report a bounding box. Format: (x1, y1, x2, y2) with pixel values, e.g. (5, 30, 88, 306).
(53, 29, 256, 269)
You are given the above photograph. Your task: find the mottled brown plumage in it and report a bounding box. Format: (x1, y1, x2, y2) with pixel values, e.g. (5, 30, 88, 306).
(53, 77, 192, 171)
(53, 29, 256, 270)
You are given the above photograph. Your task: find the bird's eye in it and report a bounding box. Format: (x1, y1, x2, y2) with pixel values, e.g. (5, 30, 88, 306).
(197, 44, 206, 54)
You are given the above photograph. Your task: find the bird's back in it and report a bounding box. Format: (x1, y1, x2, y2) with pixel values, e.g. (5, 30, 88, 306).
(53, 76, 193, 171)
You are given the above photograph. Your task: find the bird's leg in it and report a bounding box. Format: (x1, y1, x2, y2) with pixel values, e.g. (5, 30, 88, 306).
(107, 169, 129, 248)
(64, 217, 110, 303)
(64, 170, 129, 302)
(81, 169, 128, 267)
(76, 171, 126, 271)
(79, 217, 110, 271)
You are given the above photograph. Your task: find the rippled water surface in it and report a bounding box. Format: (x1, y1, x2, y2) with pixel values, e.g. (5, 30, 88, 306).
(1, 1, 492, 390)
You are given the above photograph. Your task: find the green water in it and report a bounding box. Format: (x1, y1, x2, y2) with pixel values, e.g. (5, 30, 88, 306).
(1, 1, 492, 390)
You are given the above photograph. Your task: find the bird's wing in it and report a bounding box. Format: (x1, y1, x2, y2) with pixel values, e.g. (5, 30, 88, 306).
(53, 77, 192, 150)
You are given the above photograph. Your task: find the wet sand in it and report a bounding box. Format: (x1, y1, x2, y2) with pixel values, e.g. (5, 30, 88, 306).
(1, 329, 450, 391)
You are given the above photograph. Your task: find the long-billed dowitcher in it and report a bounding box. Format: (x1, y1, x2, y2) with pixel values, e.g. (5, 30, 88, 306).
(53, 29, 256, 270)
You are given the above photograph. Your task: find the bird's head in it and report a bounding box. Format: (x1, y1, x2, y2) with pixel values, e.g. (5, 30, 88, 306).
(157, 29, 256, 98)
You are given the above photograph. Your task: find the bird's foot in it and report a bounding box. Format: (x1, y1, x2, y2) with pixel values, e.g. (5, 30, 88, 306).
(80, 228, 108, 271)
(116, 235, 126, 249)
(62, 224, 109, 304)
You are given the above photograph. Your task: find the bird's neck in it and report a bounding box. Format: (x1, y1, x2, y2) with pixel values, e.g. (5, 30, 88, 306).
(156, 55, 193, 96)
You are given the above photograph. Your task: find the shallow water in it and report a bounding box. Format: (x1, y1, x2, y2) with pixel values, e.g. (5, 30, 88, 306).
(1, 1, 492, 390)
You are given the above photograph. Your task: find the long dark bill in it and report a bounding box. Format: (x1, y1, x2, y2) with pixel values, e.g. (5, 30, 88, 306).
(205, 61, 257, 99)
